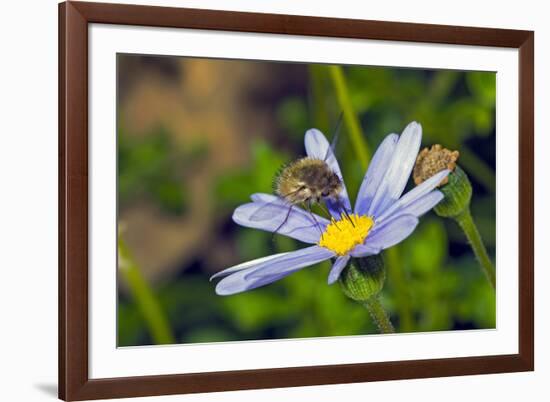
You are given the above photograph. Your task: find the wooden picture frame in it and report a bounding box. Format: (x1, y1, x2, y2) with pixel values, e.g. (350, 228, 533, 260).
(59, 1, 534, 400)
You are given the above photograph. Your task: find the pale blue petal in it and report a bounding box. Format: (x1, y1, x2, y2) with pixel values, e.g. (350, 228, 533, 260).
(349, 244, 381, 258)
(304, 129, 351, 216)
(247, 245, 334, 279)
(355, 133, 398, 215)
(210, 252, 291, 280)
(382, 191, 443, 221)
(367, 215, 419, 250)
(377, 169, 449, 222)
(328, 255, 350, 285)
(368, 122, 422, 217)
(325, 196, 351, 220)
(216, 270, 288, 296)
(214, 246, 333, 295)
(304, 128, 330, 160)
(233, 197, 328, 244)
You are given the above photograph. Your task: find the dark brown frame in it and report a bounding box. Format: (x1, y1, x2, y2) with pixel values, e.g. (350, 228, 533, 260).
(59, 1, 534, 400)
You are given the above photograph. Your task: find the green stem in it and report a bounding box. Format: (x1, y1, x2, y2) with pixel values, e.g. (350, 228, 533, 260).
(364, 297, 395, 334)
(455, 208, 496, 289)
(327, 65, 370, 168)
(118, 237, 176, 344)
(323, 67, 410, 332)
(308, 65, 330, 134)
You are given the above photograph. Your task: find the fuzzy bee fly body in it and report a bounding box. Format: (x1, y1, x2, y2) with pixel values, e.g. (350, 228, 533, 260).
(275, 157, 342, 205)
(250, 119, 345, 236)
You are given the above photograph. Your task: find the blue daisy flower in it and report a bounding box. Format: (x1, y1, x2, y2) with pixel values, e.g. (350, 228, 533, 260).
(211, 122, 449, 295)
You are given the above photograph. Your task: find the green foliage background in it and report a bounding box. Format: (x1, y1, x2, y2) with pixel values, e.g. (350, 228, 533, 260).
(117, 56, 495, 346)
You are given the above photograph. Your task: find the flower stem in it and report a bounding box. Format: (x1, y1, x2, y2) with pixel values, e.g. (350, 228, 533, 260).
(324, 67, 405, 333)
(455, 208, 496, 289)
(364, 297, 395, 334)
(327, 65, 371, 168)
(118, 237, 176, 344)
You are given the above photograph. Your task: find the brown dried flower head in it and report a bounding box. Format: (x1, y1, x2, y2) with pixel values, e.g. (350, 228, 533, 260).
(413, 144, 459, 187)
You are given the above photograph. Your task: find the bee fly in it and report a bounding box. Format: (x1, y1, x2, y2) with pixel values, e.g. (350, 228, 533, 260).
(251, 114, 352, 236)
(275, 157, 342, 208)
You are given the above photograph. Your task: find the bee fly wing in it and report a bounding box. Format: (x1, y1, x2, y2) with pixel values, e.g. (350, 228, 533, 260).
(249, 198, 291, 222)
(324, 111, 344, 162)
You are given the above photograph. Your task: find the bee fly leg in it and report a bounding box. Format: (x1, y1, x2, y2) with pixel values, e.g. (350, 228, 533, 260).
(331, 197, 354, 228)
(318, 202, 331, 218)
(318, 202, 341, 230)
(270, 204, 294, 245)
(341, 207, 355, 227)
(302, 202, 324, 235)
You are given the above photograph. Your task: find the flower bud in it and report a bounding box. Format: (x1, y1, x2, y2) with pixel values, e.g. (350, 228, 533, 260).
(434, 165, 472, 218)
(339, 254, 385, 301)
(413, 144, 471, 219)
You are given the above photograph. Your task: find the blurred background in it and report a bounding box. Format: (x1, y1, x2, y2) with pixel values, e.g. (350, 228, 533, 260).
(117, 54, 496, 347)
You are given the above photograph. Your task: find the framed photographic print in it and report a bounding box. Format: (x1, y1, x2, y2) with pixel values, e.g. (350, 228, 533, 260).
(59, 1, 534, 400)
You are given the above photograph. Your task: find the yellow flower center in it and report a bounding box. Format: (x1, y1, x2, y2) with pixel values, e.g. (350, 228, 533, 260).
(318, 214, 374, 256)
